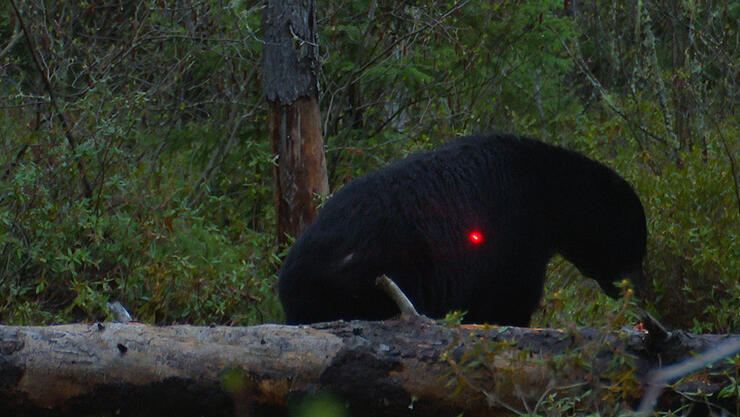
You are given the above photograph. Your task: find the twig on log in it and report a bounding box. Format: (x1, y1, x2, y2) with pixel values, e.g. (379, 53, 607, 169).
(375, 274, 420, 318)
(636, 336, 740, 416)
(105, 301, 133, 323)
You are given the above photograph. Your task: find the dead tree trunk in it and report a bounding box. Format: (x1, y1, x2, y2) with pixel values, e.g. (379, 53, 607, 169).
(263, 0, 329, 242)
(0, 320, 737, 417)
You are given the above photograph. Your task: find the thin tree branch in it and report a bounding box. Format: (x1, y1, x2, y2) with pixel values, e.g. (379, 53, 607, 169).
(375, 274, 419, 318)
(560, 38, 669, 147)
(0, 220, 32, 286)
(637, 337, 740, 416)
(9, 0, 93, 198)
(715, 125, 740, 216)
(0, 16, 23, 59)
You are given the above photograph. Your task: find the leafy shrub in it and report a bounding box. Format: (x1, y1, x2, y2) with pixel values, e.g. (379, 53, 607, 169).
(533, 114, 739, 333)
(1, 0, 735, 334)
(0, 112, 282, 325)
(638, 145, 739, 333)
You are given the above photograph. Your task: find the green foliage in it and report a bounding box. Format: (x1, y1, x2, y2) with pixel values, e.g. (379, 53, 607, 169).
(0, 114, 281, 324)
(440, 310, 468, 327)
(638, 145, 739, 333)
(0, 0, 283, 325)
(442, 327, 645, 416)
(534, 257, 642, 330)
(1, 0, 737, 336)
(551, 109, 739, 333)
(320, 0, 579, 171)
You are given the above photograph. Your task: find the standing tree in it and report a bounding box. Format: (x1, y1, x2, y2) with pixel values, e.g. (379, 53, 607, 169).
(263, 0, 329, 243)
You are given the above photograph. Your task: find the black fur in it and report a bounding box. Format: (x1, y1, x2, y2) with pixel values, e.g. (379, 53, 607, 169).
(278, 133, 647, 325)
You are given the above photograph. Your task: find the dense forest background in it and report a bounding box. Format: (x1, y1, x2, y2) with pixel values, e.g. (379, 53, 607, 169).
(0, 0, 737, 332)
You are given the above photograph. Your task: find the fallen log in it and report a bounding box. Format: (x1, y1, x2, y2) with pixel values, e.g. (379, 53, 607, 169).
(0, 319, 737, 416)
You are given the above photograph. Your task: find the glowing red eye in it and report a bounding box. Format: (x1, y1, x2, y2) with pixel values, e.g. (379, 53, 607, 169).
(468, 231, 483, 244)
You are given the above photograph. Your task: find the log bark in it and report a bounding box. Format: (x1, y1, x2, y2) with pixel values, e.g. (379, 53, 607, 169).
(263, 0, 329, 242)
(0, 320, 737, 416)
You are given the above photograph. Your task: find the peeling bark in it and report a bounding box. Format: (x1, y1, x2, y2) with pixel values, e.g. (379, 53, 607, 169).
(268, 97, 329, 241)
(263, 0, 329, 242)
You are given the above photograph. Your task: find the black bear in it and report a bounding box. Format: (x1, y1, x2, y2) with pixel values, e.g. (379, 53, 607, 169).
(278, 133, 647, 325)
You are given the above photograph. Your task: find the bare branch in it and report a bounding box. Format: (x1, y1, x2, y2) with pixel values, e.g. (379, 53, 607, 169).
(8, 0, 93, 198)
(375, 274, 420, 318)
